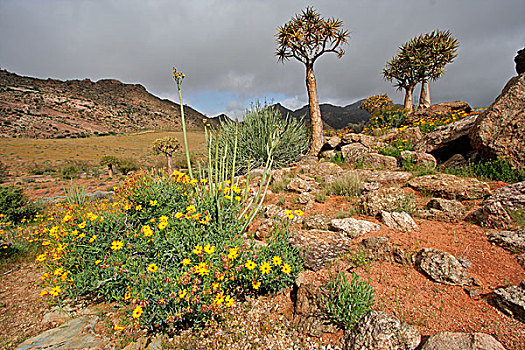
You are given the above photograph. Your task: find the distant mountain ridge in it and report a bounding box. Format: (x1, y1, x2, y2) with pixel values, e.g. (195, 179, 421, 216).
(0, 69, 210, 138)
(271, 100, 371, 130)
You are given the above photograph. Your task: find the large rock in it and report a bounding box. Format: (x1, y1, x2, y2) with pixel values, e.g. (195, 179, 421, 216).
(292, 283, 339, 336)
(466, 181, 525, 229)
(414, 248, 474, 286)
(299, 161, 345, 178)
(516, 47, 525, 75)
(303, 214, 333, 230)
(488, 228, 525, 252)
(414, 114, 477, 162)
(359, 187, 415, 216)
(287, 177, 318, 193)
(418, 198, 466, 223)
(289, 229, 351, 271)
(354, 169, 413, 188)
(343, 311, 420, 350)
(357, 237, 410, 264)
(493, 280, 525, 323)
(363, 153, 398, 169)
(408, 174, 491, 200)
(341, 143, 370, 164)
(399, 151, 437, 168)
(329, 217, 381, 238)
(16, 316, 111, 350)
(379, 211, 419, 232)
(419, 332, 506, 350)
(341, 133, 378, 149)
(470, 73, 525, 169)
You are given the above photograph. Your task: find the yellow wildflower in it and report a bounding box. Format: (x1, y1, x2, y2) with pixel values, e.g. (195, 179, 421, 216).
(259, 261, 272, 275)
(272, 256, 282, 266)
(111, 240, 124, 251)
(228, 247, 239, 260)
(40, 290, 48, 297)
(49, 286, 61, 297)
(182, 258, 191, 266)
(281, 263, 292, 275)
(252, 280, 261, 290)
(193, 244, 203, 255)
(147, 263, 158, 273)
(142, 225, 153, 237)
(78, 221, 86, 229)
(245, 260, 256, 270)
(178, 289, 187, 299)
(204, 243, 215, 255)
(132, 306, 143, 319)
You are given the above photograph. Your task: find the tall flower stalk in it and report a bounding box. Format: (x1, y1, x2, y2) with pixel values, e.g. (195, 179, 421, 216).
(173, 67, 193, 179)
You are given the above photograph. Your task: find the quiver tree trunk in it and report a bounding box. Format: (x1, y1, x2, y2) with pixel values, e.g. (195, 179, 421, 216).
(419, 80, 431, 109)
(306, 64, 323, 155)
(107, 165, 113, 178)
(403, 85, 415, 113)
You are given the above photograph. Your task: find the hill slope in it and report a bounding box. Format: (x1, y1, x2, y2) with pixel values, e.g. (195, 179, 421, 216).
(272, 100, 371, 130)
(0, 69, 208, 138)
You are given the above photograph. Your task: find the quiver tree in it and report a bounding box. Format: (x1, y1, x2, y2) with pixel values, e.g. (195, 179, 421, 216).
(152, 137, 181, 173)
(99, 155, 119, 178)
(383, 51, 419, 113)
(275, 7, 349, 155)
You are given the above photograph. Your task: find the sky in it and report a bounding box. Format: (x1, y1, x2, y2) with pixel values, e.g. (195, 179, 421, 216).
(0, 0, 524, 118)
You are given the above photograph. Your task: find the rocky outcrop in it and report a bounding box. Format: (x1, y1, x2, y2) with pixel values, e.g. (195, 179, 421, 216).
(408, 174, 491, 200)
(357, 237, 410, 264)
(418, 198, 466, 223)
(466, 181, 525, 229)
(489, 228, 525, 252)
(379, 211, 419, 232)
(493, 280, 525, 323)
(359, 187, 415, 216)
(419, 332, 506, 350)
(470, 73, 525, 169)
(414, 114, 477, 162)
(292, 283, 339, 336)
(342, 311, 421, 350)
(414, 248, 474, 286)
(516, 47, 525, 75)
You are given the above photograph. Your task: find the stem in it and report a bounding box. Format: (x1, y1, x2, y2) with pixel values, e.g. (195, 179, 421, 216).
(177, 83, 193, 179)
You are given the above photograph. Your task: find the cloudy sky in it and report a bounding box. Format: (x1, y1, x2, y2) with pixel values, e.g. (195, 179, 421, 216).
(1, 0, 524, 118)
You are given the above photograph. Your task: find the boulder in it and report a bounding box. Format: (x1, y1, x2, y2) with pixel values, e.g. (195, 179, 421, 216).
(399, 151, 437, 168)
(418, 198, 466, 223)
(493, 280, 525, 323)
(379, 211, 419, 232)
(414, 248, 474, 286)
(341, 133, 378, 149)
(414, 114, 477, 162)
(299, 161, 344, 178)
(297, 192, 315, 204)
(466, 181, 525, 229)
(342, 311, 420, 350)
(325, 136, 342, 149)
(287, 177, 318, 193)
(488, 228, 525, 252)
(516, 47, 525, 75)
(292, 283, 339, 337)
(470, 73, 525, 169)
(341, 143, 369, 164)
(359, 187, 415, 216)
(329, 218, 381, 238)
(354, 169, 412, 188)
(289, 229, 351, 271)
(254, 218, 276, 240)
(363, 153, 398, 169)
(319, 149, 338, 159)
(408, 174, 491, 200)
(16, 316, 111, 350)
(302, 214, 333, 231)
(419, 332, 506, 350)
(357, 237, 410, 264)
(440, 153, 468, 169)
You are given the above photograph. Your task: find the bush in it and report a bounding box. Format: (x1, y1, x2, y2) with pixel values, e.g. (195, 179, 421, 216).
(446, 156, 525, 183)
(0, 186, 40, 223)
(360, 94, 393, 114)
(364, 106, 407, 134)
(0, 161, 8, 182)
(218, 102, 309, 174)
(325, 172, 363, 198)
(324, 272, 375, 330)
(60, 160, 91, 179)
(117, 157, 140, 175)
(36, 170, 303, 332)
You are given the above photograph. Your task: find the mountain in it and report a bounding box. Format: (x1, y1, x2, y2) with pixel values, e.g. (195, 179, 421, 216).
(0, 69, 210, 138)
(271, 100, 371, 130)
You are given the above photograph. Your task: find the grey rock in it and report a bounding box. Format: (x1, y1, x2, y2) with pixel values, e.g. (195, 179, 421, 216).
(303, 214, 333, 230)
(493, 280, 525, 323)
(441, 154, 468, 169)
(355, 169, 413, 188)
(379, 211, 419, 232)
(341, 143, 369, 164)
(466, 181, 525, 229)
(326, 136, 342, 149)
(343, 311, 420, 350)
(419, 332, 506, 350)
(320, 149, 338, 159)
(357, 237, 409, 264)
(408, 174, 491, 200)
(289, 229, 351, 271)
(418, 198, 466, 223)
(359, 187, 415, 216)
(399, 151, 437, 168)
(16, 316, 112, 350)
(329, 218, 381, 238)
(254, 218, 276, 240)
(298, 191, 315, 204)
(489, 228, 525, 252)
(414, 248, 474, 286)
(287, 177, 318, 193)
(363, 153, 398, 169)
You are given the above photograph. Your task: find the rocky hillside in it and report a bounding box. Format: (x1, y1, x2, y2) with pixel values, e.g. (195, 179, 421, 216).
(272, 100, 371, 130)
(0, 69, 209, 138)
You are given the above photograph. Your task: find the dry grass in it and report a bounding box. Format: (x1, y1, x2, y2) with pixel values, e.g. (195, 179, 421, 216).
(0, 130, 206, 174)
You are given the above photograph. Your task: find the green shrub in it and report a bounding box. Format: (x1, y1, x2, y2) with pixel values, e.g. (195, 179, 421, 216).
(117, 157, 140, 175)
(0, 161, 8, 182)
(328, 152, 345, 166)
(360, 94, 393, 114)
(325, 172, 363, 198)
(218, 102, 309, 174)
(324, 272, 375, 330)
(61, 163, 80, 179)
(445, 156, 525, 183)
(364, 106, 407, 134)
(0, 186, 40, 223)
